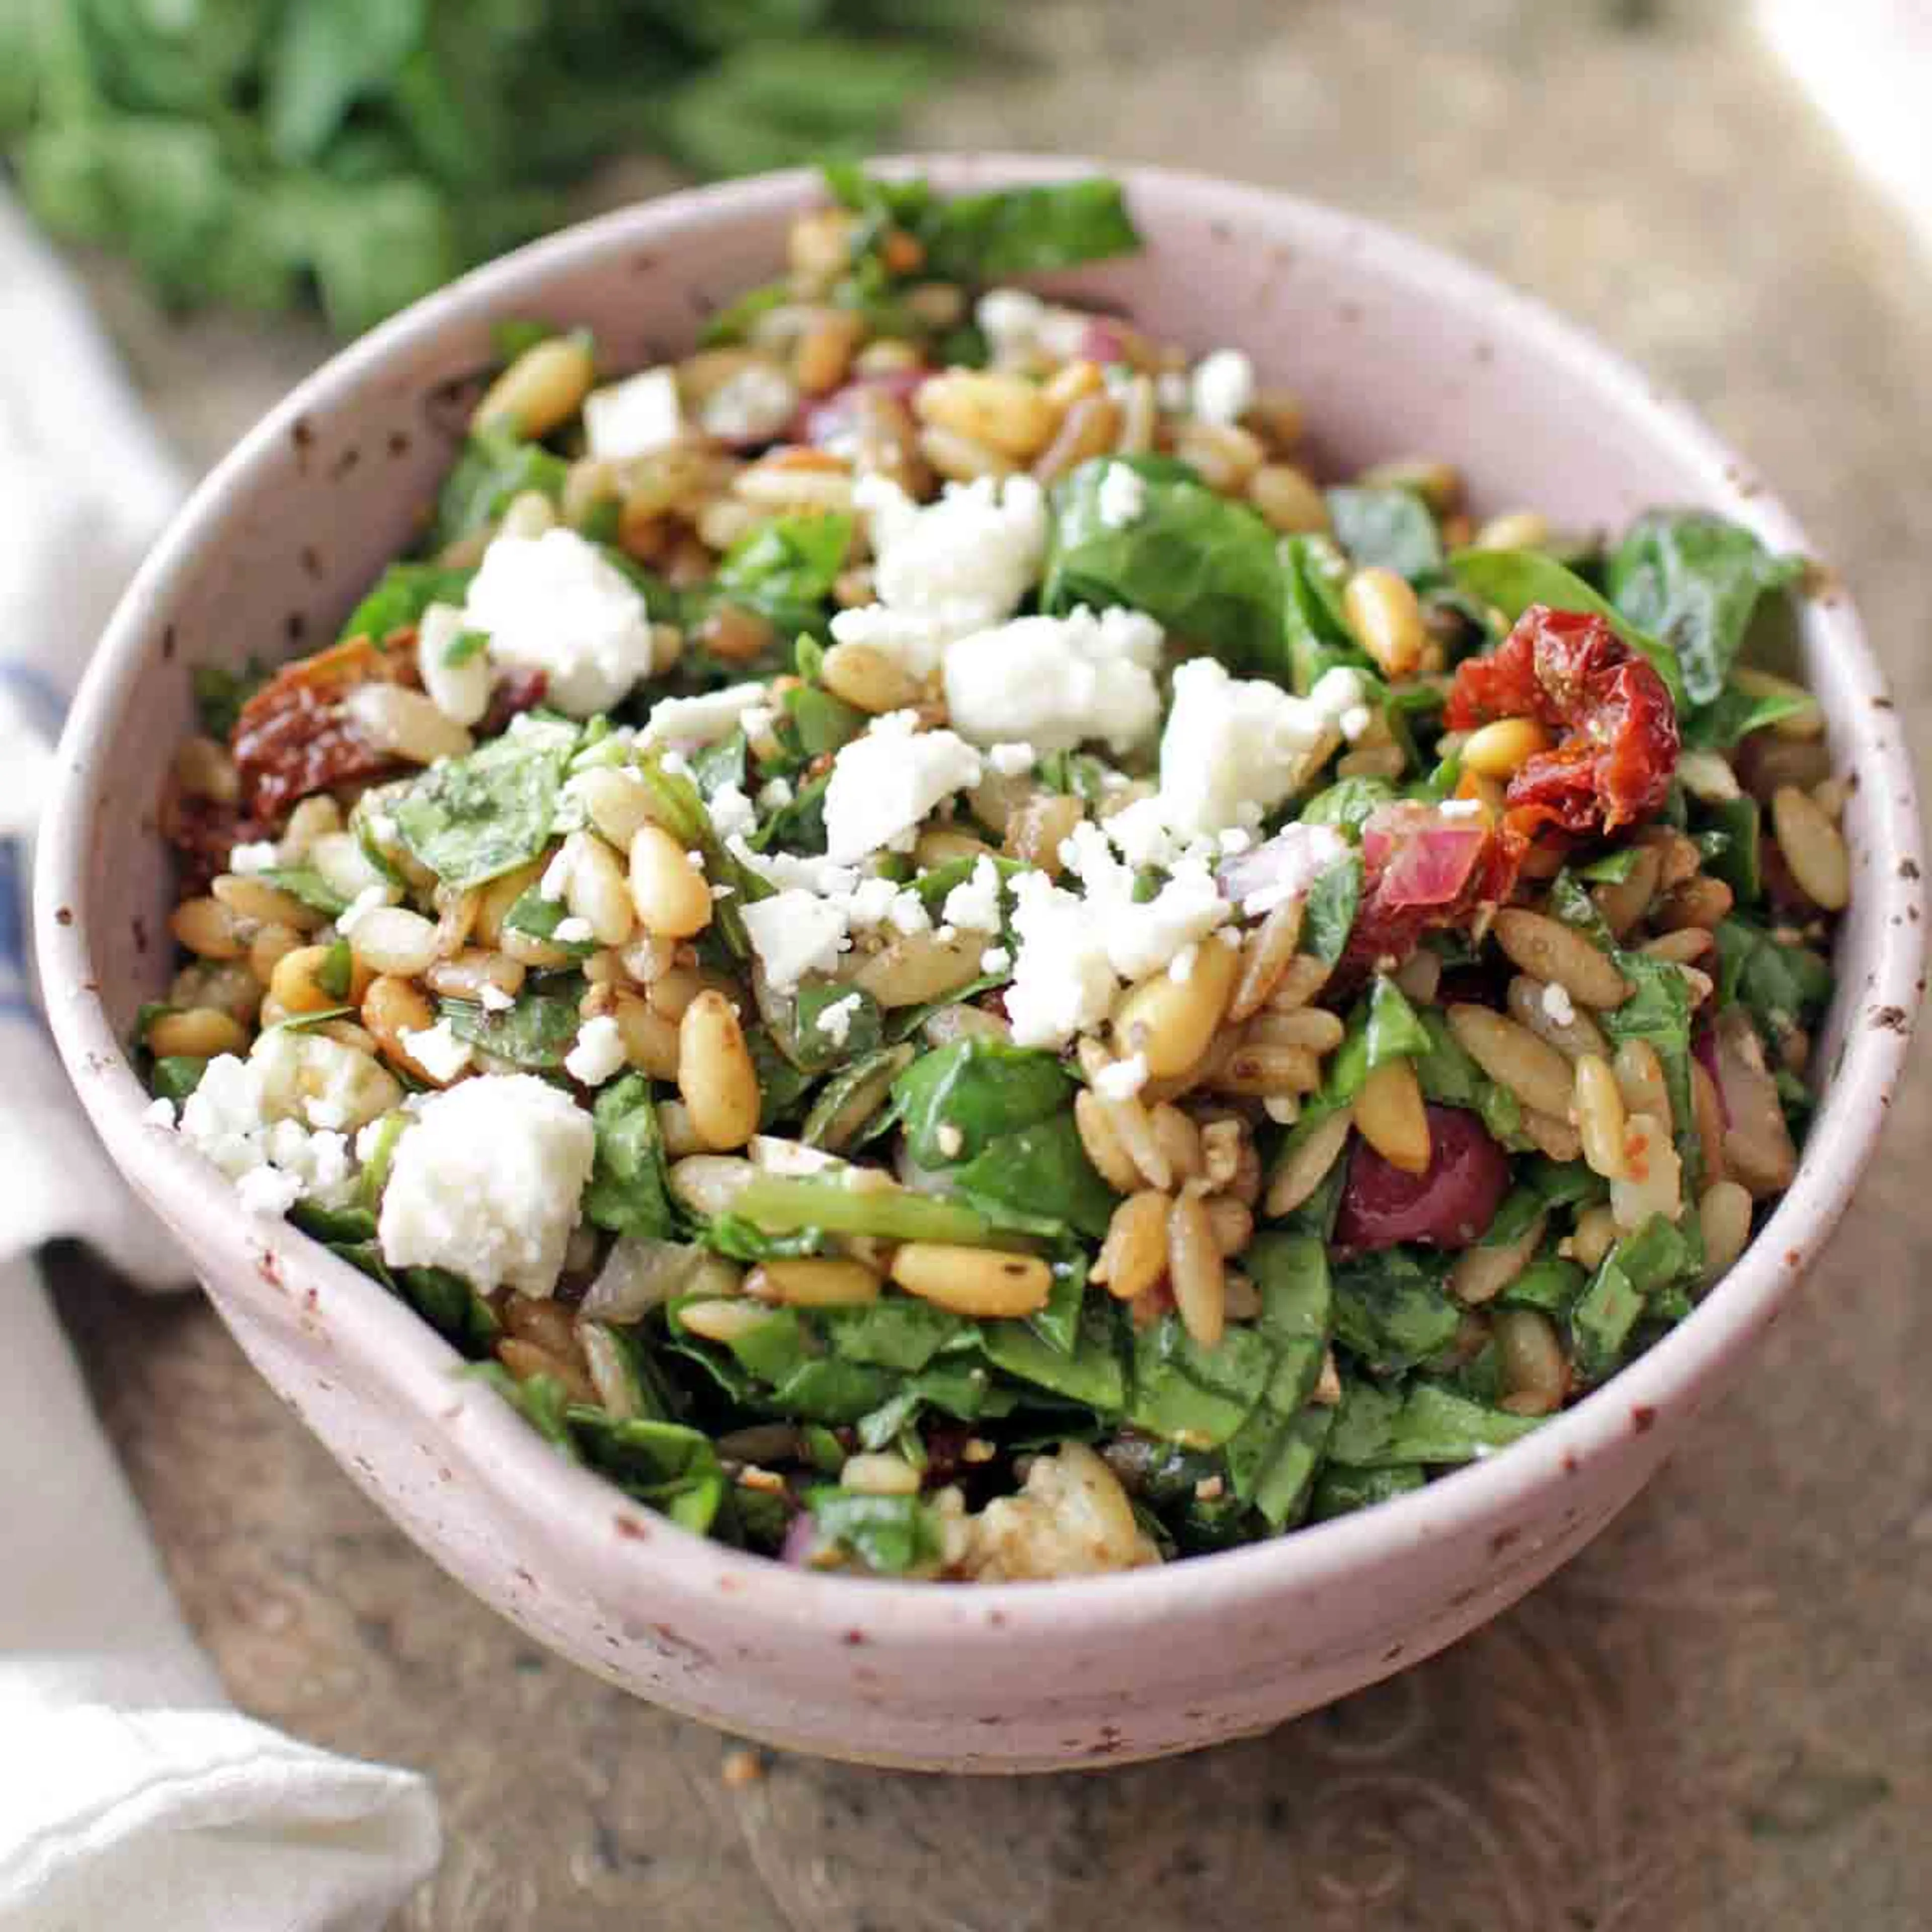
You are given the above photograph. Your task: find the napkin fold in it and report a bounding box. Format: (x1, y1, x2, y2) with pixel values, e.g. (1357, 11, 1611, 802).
(0, 195, 440, 1925)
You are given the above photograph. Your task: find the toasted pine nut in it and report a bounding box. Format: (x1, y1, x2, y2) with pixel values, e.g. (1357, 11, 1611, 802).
(680, 1298, 771, 1345)
(890, 1242, 1052, 1317)
(1211, 1042, 1323, 1097)
(645, 964, 705, 1023)
(840, 1452, 921, 1497)
(1247, 463, 1329, 534)
(211, 873, 321, 932)
(1461, 717, 1552, 779)
(1691, 1059, 1728, 1186)
(1770, 784, 1850, 911)
(1204, 1194, 1255, 1257)
(1572, 1054, 1628, 1180)
(1075, 1090, 1144, 1194)
(1655, 874, 1734, 932)
(1495, 1308, 1566, 1416)
(270, 942, 365, 1014)
(362, 974, 437, 1077)
(1494, 909, 1630, 1008)
(1521, 1108, 1583, 1164)
(1031, 393, 1119, 482)
(793, 310, 865, 395)
(822, 640, 920, 715)
(745, 1257, 882, 1307)
(629, 824, 713, 938)
(1093, 1191, 1170, 1301)
(1448, 1003, 1575, 1119)
(349, 906, 440, 979)
(1641, 928, 1715, 965)
(1173, 420, 1265, 494)
(1358, 456, 1461, 511)
(247, 922, 303, 984)
(1002, 793, 1084, 876)
(172, 735, 240, 803)
(1570, 1202, 1619, 1269)
(1450, 1211, 1546, 1304)
(1344, 567, 1424, 679)
(1166, 1191, 1227, 1347)
(1228, 895, 1305, 1022)
(342, 684, 473, 765)
(474, 335, 594, 438)
(1265, 954, 1332, 1013)
(148, 1006, 250, 1059)
(1148, 1103, 1202, 1184)
(1592, 844, 1662, 938)
(425, 948, 524, 1003)
(573, 767, 658, 850)
(677, 991, 760, 1151)
(170, 896, 247, 961)
(919, 423, 1014, 482)
(1111, 937, 1241, 1080)
(914, 371, 1057, 459)
(1352, 1060, 1430, 1174)
(851, 930, 983, 1008)
(582, 986, 681, 1081)
(1264, 1107, 1354, 1217)
(1472, 509, 1551, 551)
(1505, 975, 1610, 1061)
(668, 1153, 754, 1217)
(1698, 1180, 1754, 1283)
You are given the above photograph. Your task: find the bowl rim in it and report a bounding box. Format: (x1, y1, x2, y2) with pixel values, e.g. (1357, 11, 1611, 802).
(38, 153, 1925, 1645)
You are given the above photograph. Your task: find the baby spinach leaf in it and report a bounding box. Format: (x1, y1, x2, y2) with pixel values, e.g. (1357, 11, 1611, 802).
(315, 937, 355, 1000)
(1378, 1384, 1545, 1465)
(808, 1487, 942, 1575)
(717, 512, 854, 607)
(1311, 1463, 1427, 1521)
(1450, 546, 1687, 711)
(150, 1055, 209, 1104)
(776, 981, 881, 1076)
(952, 1112, 1116, 1241)
(823, 1298, 969, 1373)
(1571, 1213, 1695, 1383)
(1045, 456, 1287, 678)
(259, 865, 351, 918)
(1411, 1010, 1528, 1149)
(471, 1365, 576, 1451)
(398, 1265, 501, 1355)
(581, 1074, 677, 1240)
(801, 1042, 914, 1152)
(503, 887, 597, 957)
(569, 1411, 726, 1536)
(431, 423, 568, 549)
(1497, 1255, 1587, 1316)
(1237, 1406, 1334, 1531)
(1603, 510, 1804, 708)
(1363, 973, 1431, 1068)
(1699, 795, 1762, 902)
(192, 659, 267, 738)
(730, 1172, 1015, 1248)
(391, 725, 574, 889)
(1326, 485, 1442, 581)
(913, 177, 1141, 280)
(982, 1298, 1126, 1412)
(1127, 1317, 1281, 1448)
(1301, 853, 1363, 966)
(1714, 917, 1833, 1031)
(1299, 776, 1398, 837)
(1330, 1249, 1463, 1373)
(1678, 678, 1810, 749)
(1280, 533, 1364, 694)
(437, 984, 583, 1071)
(890, 1038, 1074, 1170)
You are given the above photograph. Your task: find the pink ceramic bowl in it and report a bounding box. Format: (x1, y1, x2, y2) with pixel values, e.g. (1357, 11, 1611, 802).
(39, 157, 1924, 1771)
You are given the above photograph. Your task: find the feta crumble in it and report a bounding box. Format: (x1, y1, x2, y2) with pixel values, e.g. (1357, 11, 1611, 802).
(378, 1074, 595, 1297)
(940, 855, 1005, 933)
(697, 364, 796, 444)
(143, 1096, 177, 1128)
(583, 366, 682, 461)
(814, 993, 864, 1048)
(399, 1018, 474, 1086)
(741, 890, 850, 992)
(227, 839, 281, 875)
(1189, 348, 1256, 426)
(822, 713, 983, 864)
(479, 982, 516, 1013)
(564, 1013, 629, 1086)
(640, 681, 770, 750)
(417, 602, 493, 728)
(1438, 796, 1486, 821)
(706, 781, 757, 843)
(1155, 658, 1344, 836)
(1093, 1053, 1149, 1101)
(987, 741, 1036, 776)
(757, 776, 795, 812)
(979, 945, 1012, 975)
(1096, 461, 1147, 529)
(942, 606, 1162, 754)
(336, 881, 401, 936)
(462, 527, 656, 716)
(551, 915, 594, 945)
(1541, 981, 1577, 1027)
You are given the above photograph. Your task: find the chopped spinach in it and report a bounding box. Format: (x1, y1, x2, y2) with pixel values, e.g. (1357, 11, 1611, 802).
(1301, 853, 1363, 967)
(437, 984, 583, 1070)
(391, 724, 575, 890)
(890, 1039, 1074, 1170)
(581, 1075, 677, 1240)
(1326, 485, 1442, 582)
(808, 1487, 943, 1575)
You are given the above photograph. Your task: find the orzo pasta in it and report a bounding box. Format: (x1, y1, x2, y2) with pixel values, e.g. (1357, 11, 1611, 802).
(143, 168, 1844, 1580)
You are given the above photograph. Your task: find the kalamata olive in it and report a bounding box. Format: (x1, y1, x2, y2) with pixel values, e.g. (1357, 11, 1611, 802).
(796, 369, 928, 448)
(1333, 1102, 1509, 1251)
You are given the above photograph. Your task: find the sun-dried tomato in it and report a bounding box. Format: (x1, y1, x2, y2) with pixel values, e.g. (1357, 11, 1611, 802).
(231, 633, 415, 827)
(1445, 604, 1678, 838)
(160, 792, 268, 896)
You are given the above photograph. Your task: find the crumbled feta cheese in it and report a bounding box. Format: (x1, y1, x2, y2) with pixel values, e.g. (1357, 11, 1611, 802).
(1096, 462, 1147, 529)
(1339, 705, 1375, 742)
(741, 890, 849, 992)
(988, 741, 1036, 777)
(1003, 872, 1121, 1049)
(822, 713, 983, 863)
(757, 776, 794, 812)
(336, 881, 401, 936)
(934, 1122, 965, 1160)
(1541, 981, 1577, 1027)
(227, 840, 280, 875)
(1093, 1053, 1149, 1101)
(463, 527, 656, 716)
(942, 606, 1162, 755)
(886, 889, 933, 936)
(974, 288, 1091, 370)
(564, 1013, 629, 1086)
(1438, 796, 1485, 821)
(400, 1018, 474, 1086)
(697, 364, 796, 444)
(814, 992, 864, 1048)
(706, 782, 757, 843)
(417, 602, 493, 728)
(551, 915, 594, 944)
(235, 1165, 304, 1218)
(250, 1028, 404, 1135)
(833, 473, 1049, 676)
(1190, 348, 1255, 426)
(980, 945, 1012, 976)
(640, 681, 770, 750)
(940, 855, 1005, 933)
(1155, 658, 1344, 836)
(144, 1096, 177, 1128)
(583, 366, 682, 461)
(741, 706, 775, 742)
(479, 982, 515, 1013)
(378, 1074, 595, 1296)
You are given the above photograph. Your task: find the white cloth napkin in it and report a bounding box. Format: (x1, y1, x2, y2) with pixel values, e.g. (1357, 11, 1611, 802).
(0, 195, 440, 1927)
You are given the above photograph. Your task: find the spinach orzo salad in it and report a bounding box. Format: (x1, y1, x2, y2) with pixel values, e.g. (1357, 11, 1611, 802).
(148, 168, 1848, 1581)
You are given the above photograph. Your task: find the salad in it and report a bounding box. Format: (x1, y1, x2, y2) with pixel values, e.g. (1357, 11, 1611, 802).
(146, 168, 1848, 1582)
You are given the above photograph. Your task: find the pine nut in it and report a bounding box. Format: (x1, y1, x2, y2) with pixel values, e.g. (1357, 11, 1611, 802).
(582, 986, 680, 1081)
(1641, 928, 1714, 965)
(1655, 874, 1734, 932)
(667, 1154, 754, 1218)
(1572, 1054, 1628, 1180)
(1472, 509, 1552, 551)
(1075, 1090, 1144, 1194)
(342, 684, 473, 765)
(1264, 1108, 1353, 1217)
(1352, 1059, 1431, 1174)
(1247, 463, 1329, 534)
(147, 1006, 251, 1059)
(432, 885, 479, 958)
(362, 975, 437, 1076)
(840, 1452, 921, 1497)
(1111, 937, 1241, 1079)
(1093, 1190, 1170, 1301)
(1698, 1179, 1754, 1283)
(1394, 945, 1443, 1006)
(1173, 420, 1265, 494)
(1612, 1039, 1672, 1128)
(1505, 974, 1611, 1061)
(788, 206, 858, 283)
(1167, 1190, 1227, 1347)
(1570, 1203, 1620, 1269)
(474, 335, 595, 438)
(564, 832, 634, 946)
(1031, 394, 1119, 482)
(270, 942, 367, 1014)
(1461, 717, 1552, 779)
(573, 766, 658, 849)
(680, 1298, 771, 1345)
(645, 964, 706, 1023)
(1521, 1108, 1583, 1164)
(1678, 748, 1742, 803)
(425, 949, 524, 1003)
(793, 311, 865, 395)
(1592, 844, 1662, 938)
(1243, 1006, 1345, 1054)
(916, 828, 999, 868)
(629, 824, 714, 938)
(1450, 1211, 1546, 1304)
(1265, 954, 1332, 1013)
(247, 922, 303, 984)
(1495, 1309, 1566, 1416)
(1343, 567, 1424, 679)
(350, 906, 440, 978)
(1448, 1003, 1575, 1119)
(745, 1257, 882, 1307)
(210, 873, 319, 932)
(890, 1242, 1052, 1317)
(1148, 1103, 1203, 1183)
(1770, 784, 1850, 911)
(1358, 456, 1461, 511)
(694, 601, 780, 663)
(173, 735, 240, 803)
(677, 991, 760, 1151)
(170, 896, 247, 960)
(821, 641, 919, 715)
(1691, 1059, 1727, 1186)
(1494, 909, 1630, 1008)
(1002, 793, 1084, 875)
(914, 371, 1056, 459)
(1211, 1042, 1324, 1097)
(919, 423, 1014, 482)
(1228, 896, 1305, 1022)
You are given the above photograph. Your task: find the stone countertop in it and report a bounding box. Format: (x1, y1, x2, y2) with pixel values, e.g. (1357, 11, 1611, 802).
(53, 2, 1932, 1925)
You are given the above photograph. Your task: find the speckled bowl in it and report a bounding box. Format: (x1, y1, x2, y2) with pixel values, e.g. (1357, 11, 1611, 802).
(39, 157, 1924, 1771)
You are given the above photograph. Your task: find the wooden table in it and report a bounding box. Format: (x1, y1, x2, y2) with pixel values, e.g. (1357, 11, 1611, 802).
(56, 3, 1931, 1923)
